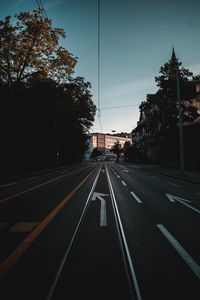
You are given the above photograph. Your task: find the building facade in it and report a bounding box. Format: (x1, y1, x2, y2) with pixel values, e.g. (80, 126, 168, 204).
(84, 132, 132, 160)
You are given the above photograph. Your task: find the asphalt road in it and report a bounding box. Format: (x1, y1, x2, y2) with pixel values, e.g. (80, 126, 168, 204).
(0, 162, 199, 299)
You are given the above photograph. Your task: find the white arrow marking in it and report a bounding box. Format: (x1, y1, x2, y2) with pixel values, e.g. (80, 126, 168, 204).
(166, 193, 200, 214)
(92, 192, 109, 226)
(157, 224, 200, 279)
(101, 169, 105, 173)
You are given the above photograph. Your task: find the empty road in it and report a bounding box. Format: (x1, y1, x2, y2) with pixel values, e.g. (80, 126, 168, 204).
(0, 162, 199, 299)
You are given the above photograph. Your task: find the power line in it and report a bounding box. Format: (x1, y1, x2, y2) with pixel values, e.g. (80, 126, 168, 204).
(98, 115, 103, 132)
(35, 0, 48, 19)
(101, 104, 140, 110)
(97, 0, 103, 132)
(38, 0, 48, 18)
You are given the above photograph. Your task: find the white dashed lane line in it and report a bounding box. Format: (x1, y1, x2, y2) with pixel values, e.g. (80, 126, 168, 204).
(130, 191, 142, 204)
(166, 181, 180, 187)
(121, 180, 127, 186)
(0, 182, 17, 188)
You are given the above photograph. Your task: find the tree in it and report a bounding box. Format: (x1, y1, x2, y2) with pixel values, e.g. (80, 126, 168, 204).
(112, 141, 122, 162)
(0, 10, 97, 176)
(154, 51, 200, 127)
(123, 141, 131, 161)
(62, 77, 96, 134)
(90, 148, 102, 159)
(0, 9, 77, 86)
(155, 53, 193, 89)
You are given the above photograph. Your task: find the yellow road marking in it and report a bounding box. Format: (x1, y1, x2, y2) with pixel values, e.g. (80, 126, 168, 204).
(9, 222, 38, 233)
(166, 181, 180, 187)
(0, 172, 78, 205)
(0, 170, 93, 280)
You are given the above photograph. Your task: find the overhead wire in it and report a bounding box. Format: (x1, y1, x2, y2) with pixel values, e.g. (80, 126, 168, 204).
(97, 0, 103, 132)
(35, 0, 48, 19)
(101, 104, 140, 110)
(96, 0, 139, 133)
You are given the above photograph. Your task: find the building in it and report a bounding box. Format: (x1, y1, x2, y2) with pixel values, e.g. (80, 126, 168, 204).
(84, 132, 132, 160)
(132, 48, 200, 165)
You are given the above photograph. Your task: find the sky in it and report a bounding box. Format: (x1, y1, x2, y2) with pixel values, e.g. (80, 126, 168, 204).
(1, 0, 200, 134)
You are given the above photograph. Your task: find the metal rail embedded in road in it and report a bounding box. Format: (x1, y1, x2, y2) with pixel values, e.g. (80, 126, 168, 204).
(47, 163, 103, 300)
(105, 163, 142, 300)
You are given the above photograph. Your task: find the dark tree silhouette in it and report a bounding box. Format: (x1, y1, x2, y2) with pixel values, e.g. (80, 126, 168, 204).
(0, 10, 96, 177)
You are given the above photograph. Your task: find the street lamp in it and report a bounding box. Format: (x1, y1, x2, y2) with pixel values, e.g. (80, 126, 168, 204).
(176, 64, 185, 171)
(54, 125, 60, 168)
(56, 143, 59, 168)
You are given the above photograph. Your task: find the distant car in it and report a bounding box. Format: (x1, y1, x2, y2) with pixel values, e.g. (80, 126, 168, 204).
(96, 155, 106, 161)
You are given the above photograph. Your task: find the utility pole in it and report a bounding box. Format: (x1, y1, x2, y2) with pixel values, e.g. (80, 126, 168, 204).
(176, 64, 185, 171)
(56, 143, 59, 168)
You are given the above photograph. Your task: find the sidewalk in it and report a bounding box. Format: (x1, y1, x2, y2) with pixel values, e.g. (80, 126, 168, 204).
(136, 164, 200, 185)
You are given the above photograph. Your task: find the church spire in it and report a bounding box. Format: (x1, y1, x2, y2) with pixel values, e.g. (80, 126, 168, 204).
(171, 46, 178, 64)
(169, 46, 178, 78)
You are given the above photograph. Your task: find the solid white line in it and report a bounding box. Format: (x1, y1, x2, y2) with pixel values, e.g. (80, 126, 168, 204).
(0, 182, 17, 188)
(105, 165, 142, 300)
(157, 224, 200, 279)
(130, 192, 142, 204)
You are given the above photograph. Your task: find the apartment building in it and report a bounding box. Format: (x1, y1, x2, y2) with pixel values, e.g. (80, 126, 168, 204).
(91, 132, 131, 153)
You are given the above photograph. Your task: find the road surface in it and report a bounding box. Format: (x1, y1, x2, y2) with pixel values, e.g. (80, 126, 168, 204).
(0, 162, 199, 299)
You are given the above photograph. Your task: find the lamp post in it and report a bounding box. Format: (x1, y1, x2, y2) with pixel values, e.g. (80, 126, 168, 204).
(56, 143, 59, 168)
(54, 125, 60, 168)
(176, 64, 185, 171)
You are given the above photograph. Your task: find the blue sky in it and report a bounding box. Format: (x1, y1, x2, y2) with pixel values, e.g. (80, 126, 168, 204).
(1, 0, 200, 133)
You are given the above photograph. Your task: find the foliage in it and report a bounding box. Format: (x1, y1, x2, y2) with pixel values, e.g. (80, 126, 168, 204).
(155, 60, 193, 88)
(90, 148, 102, 159)
(0, 9, 77, 85)
(0, 10, 96, 177)
(112, 141, 122, 162)
(123, 141, 131, 161)
(133, 51, 200, 166)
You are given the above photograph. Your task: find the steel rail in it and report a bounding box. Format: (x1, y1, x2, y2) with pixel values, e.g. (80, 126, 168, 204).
(46, 163, 103, 300)
(105, 163, 142, 300)
(0, 164, 96, 205)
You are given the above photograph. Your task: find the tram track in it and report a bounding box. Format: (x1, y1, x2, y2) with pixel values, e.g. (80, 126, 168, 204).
(47, 162, 141, 300)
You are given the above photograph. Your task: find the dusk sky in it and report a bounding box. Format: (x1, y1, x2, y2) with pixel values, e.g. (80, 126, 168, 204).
(1, 0, 200, 133)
